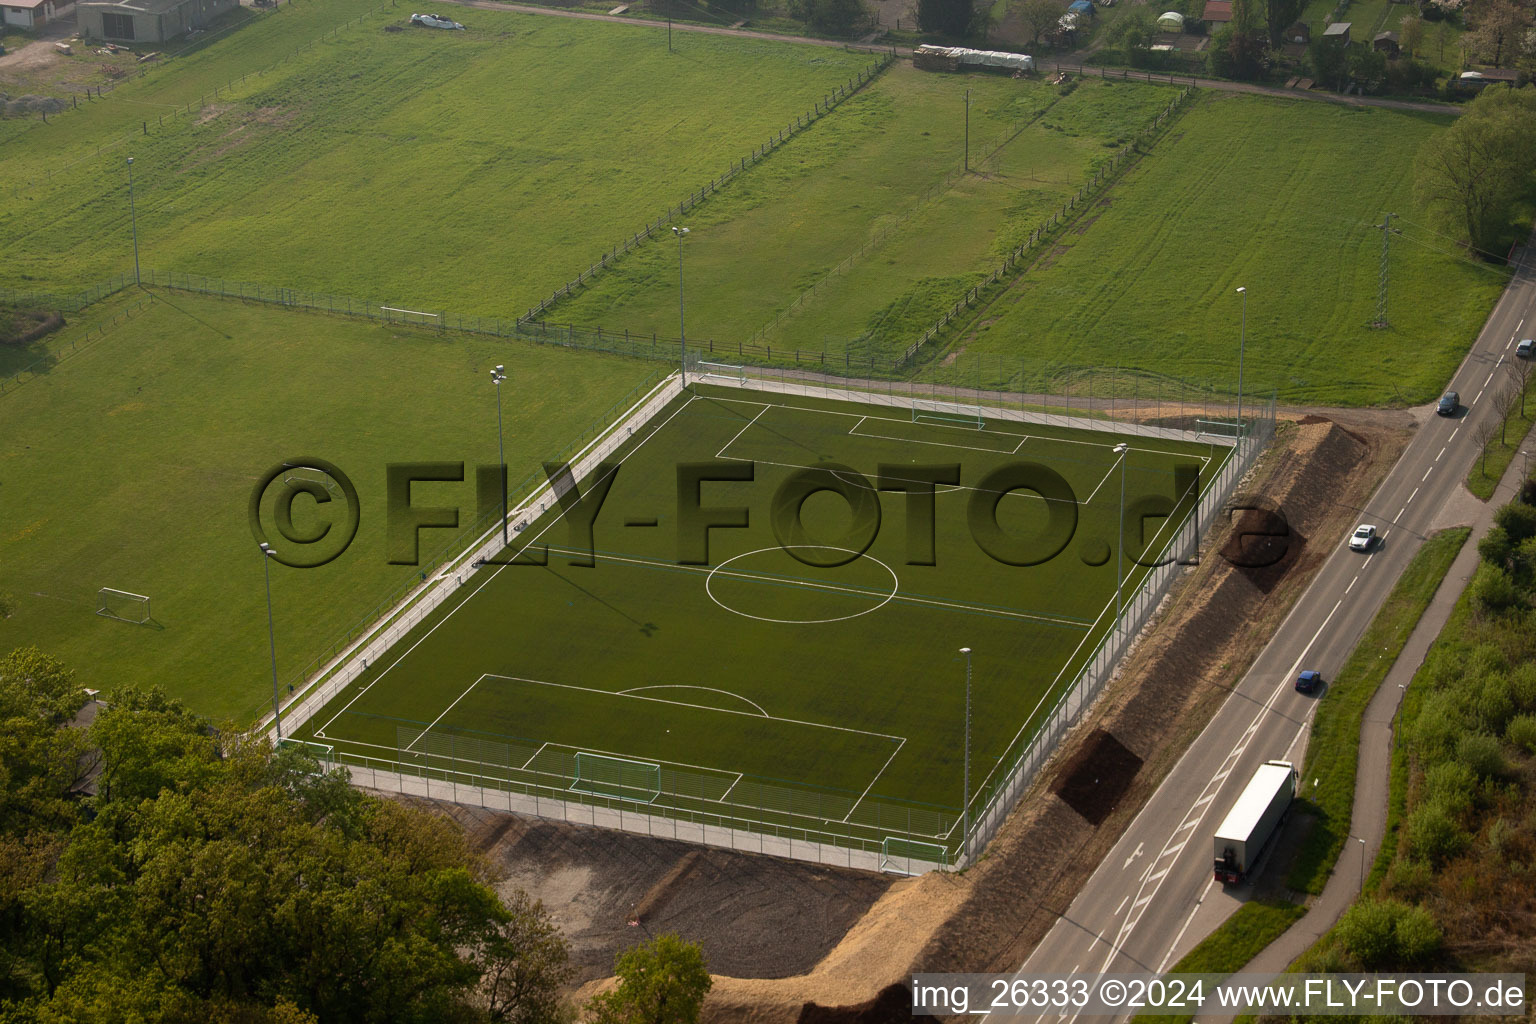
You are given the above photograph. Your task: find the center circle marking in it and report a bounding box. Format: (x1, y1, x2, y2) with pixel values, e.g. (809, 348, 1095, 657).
(704, 545, 899, 624)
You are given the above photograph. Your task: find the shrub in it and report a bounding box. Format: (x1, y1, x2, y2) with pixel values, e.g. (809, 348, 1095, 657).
(1494, 502, 1536, 543)
(1405, 802, 1470, 865)
(1505, 714, 1536, 753)
(1422, 760, 1476, 817)
(1411, 690, 1468, 759)
(1335, 898, 1440, 968)
(1475, 673, 1516, 733)
(1471, 562, 1522, 614)
(1512, 663, 1536, 711)
(1455, 732, 1506, 779)
(1479, 525, 1513, 568)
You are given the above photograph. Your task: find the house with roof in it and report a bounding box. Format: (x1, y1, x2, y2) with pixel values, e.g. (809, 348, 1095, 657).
(77, 0, 236, 42)
(1202, 0, 1231, 33)
(1321, 21, 1351, 44)
(2, 0, 68, 29)
(1372, 30, 1399, 56)
(1283, 20, 1310, 43)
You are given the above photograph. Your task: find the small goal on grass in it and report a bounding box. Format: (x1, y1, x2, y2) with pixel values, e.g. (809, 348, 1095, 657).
(571, 751, 662, 803)
(97, 588, 151, 625)
(695, 361, 748, 384)
(913, 397, 984, 429)
(880, 836, 950, 874)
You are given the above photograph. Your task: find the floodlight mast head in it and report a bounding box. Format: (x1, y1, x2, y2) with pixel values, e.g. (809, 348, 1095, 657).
(1113, 442, 1128, 455)
(672, 226, 689, 237)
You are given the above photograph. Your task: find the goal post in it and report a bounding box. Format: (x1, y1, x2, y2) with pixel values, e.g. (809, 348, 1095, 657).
(97, 588, 151, 625)
(912, 397, 984, 429)
(880, 836, 950, 874)
(571, 751, 662, 803)
(694, 360, 748, 384)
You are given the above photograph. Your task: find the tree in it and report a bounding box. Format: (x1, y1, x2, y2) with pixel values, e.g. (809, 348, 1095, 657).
(585, 934, 711, 1024)
(1309, 36, 1350, 91)
(1349, 45, 1389, 93)
(475, 891, 573, 1024)
(1435, 19, 1454, 61)
(1399, 13, 1424, 57)
(917, 0, 980, 35)
(1495, 382, 1521, 444)
(792, 0, 867, 35)
(1505, 351, 1533, 416)
(1261, 0, 1303, 47)
(1413, 85, 1536, 254)
(1020, 0, 1065, 44)
(1466, 0, 1531, 66)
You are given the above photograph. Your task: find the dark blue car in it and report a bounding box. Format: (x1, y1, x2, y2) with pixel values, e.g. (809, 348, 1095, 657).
(1296, 670, 1322, 694)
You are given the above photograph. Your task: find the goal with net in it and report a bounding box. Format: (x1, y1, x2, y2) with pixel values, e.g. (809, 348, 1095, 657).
(912, 397, 984, 429)
(694, 361, 748, 384)
(97, 588, 151, 625)
(275, 738, 336, 772)
(880, 836, 950, 874)
(571, 751, 662, 803)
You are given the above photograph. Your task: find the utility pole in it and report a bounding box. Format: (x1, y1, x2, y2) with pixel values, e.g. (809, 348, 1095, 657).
(959, 646, 972, 865)
(964, 89, 970, 173)
(1372, 212, 1396, 329)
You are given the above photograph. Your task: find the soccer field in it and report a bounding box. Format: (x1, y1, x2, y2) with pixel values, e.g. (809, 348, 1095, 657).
(297, 378, 1235, 861)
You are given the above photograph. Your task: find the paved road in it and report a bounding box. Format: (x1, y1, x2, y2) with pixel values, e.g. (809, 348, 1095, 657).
(990, 242, 1534, 1020)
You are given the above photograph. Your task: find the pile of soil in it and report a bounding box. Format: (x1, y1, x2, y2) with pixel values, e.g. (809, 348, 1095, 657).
(1, 93, 66, 116)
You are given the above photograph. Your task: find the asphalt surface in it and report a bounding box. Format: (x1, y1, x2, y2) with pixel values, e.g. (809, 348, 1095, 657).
(991, 240, 1536, 1021)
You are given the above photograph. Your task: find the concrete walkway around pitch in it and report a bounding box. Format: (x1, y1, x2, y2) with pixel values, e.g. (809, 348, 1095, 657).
(1229, 420, 1536, 984)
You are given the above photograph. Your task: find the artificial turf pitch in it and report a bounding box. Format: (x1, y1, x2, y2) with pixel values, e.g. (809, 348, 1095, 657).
(301, 383, 1227, 855)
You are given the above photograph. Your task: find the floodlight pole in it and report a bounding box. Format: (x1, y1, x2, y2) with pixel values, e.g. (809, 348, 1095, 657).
(260, 542, 282, 740)
(126, 157, 140, 285)
(1114, 443, 1128, 630)
(1235, 286, 1247, 459)
(964, 89, 970, 173)
(491, 365, 508, 547)
(960, 646, 972, 865)
(673, 226, 689, 386)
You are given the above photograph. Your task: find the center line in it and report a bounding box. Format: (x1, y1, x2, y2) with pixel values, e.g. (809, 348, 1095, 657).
(1422, 467, 1432, 482)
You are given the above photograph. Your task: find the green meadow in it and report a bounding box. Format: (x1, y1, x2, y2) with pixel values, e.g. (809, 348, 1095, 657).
(0, 3, 873, 313)
(951, 92, 1507, 406)
(0, 290, 657, 720)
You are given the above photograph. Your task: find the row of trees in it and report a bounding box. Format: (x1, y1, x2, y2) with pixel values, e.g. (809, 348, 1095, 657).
(0, 648, 711, 1023)
(1414, 85, 1536, 255)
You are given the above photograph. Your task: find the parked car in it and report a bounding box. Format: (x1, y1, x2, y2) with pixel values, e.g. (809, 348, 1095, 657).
(1437, 391, 1459, 416)
(1296, 670, 1322, 694)
(1348, 523, 1377, 551)
(410, 12, 465, 28)
(1518, 339, 1534, 359)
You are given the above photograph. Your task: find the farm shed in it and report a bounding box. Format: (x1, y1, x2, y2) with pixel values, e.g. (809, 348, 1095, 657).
(1372, 30, 1398, 55)
(77, 0, 236, 42)
(1201, 0, 1231, 30)
(2, 0, 67, 29)
(1321, 21, 1350, 43)
(1457, 68, 1521, 89)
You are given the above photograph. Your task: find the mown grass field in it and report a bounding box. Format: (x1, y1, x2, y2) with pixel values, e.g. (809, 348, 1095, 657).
(302, 384, 1226, 855)
(953, 92, 1508, 406)
(0, 290, 658, 721)
(558, 71, 1172, 359)
(0, 2, 872, 313)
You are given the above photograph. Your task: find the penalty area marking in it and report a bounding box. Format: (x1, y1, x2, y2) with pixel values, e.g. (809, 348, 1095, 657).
(619, 685, 770, 717)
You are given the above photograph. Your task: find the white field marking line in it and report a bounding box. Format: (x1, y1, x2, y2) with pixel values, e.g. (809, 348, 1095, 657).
(520, 740, 551, 771)
(619, 685, 770, 717)
(841, 737, 907, 823)
(404, 675, 484, 753)
(848, 419, 1026, 456)
(1099, 596, 1347, 974)
(1012, 434, 1029, 455)
(715, 403, 771, 460)
(556, 544, 1089, 628)
(1157, 877, 1215, 973)
(1082, 457, 1121, 506)
(312, 395, 700, 739)
(482, 673, 906, 741)
(963, 458, 1215, 805)
(851, 414, 867, 433)
(718, 771, 748, 803)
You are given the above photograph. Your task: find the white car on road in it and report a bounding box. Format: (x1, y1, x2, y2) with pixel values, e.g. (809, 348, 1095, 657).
(1348, 524, 1377, 551)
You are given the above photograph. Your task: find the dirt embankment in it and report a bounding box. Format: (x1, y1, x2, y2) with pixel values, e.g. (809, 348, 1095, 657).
(698, 413, 1411, 1022)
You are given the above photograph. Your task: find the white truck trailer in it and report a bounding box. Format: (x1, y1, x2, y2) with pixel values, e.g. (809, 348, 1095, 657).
(1213, 760, 1297, 885)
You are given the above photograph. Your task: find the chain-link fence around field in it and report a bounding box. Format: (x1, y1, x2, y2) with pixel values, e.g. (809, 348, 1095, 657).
(277, 363, 1275, 873)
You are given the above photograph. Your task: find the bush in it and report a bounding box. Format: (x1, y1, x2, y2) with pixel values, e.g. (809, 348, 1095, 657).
(1411, 690, 1467, 759)
(1506, 714, 1536, 753)
(1455, 732, 1506, 779)
(1495, 502, 1536, 543)
(1512, 663, 1536, 711)
(1479, 525, 1513, 568)
(1475, 673, 1516, 733)
(1405, 801, 1470, 865)
(1471, 562, 1522, 613)
(1422, 760, 1476, 817)
(1335, 898, 1441, 968)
